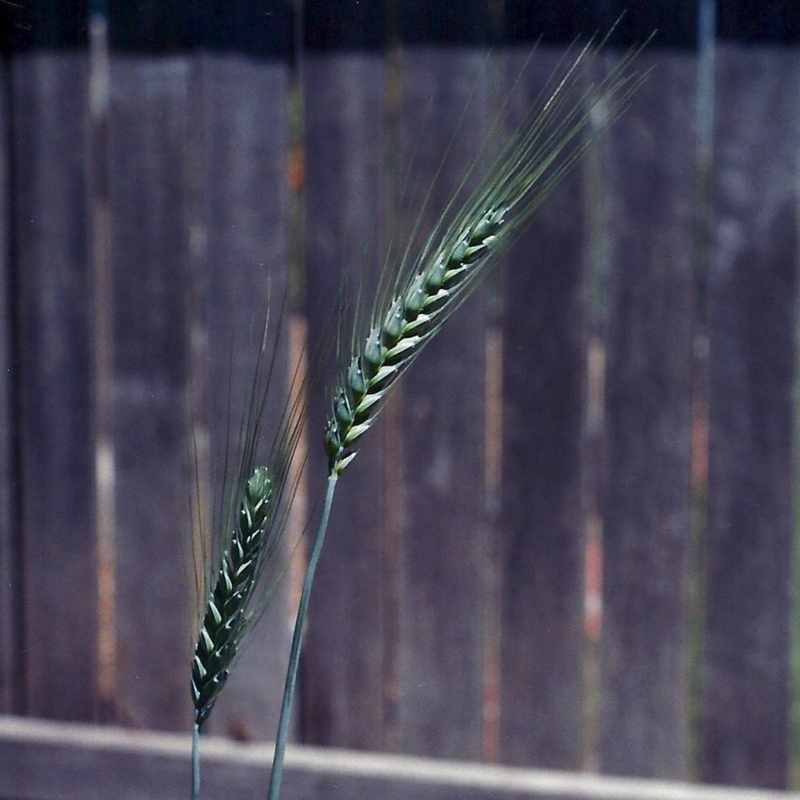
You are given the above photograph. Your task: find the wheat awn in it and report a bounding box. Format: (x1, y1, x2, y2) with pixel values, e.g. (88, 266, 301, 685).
(265, 33, 647, 800)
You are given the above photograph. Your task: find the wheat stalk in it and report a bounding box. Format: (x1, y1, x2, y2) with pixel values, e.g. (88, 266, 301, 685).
(264, 35, 647, 800)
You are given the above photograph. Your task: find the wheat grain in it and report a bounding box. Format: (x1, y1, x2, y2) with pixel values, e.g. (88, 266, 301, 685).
(324, 39, 644, 476)
(189, 288, 312, 733)
(189, 298, 314, 800)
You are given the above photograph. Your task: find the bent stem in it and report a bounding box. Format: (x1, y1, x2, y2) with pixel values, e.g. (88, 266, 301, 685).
(266, 470, 339, 800)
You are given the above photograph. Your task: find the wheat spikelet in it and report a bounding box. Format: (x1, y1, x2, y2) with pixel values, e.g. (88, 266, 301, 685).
(191, 465, 274, 727)
(324, 38, 644, 476)
(191, 405, 306, 731)
(189, 288, 312, 734)
(324, 205, 505, 475)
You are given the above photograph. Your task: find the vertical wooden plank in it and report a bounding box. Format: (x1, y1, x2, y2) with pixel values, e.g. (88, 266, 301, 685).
(193, 52, 293, 742)
(10, 52, 98, 722)
(107, 55, 193, 731)
(87, 9, 116, 724)
(701, 46, 799, 790)
(0, 54, 20, 715)
(392, 43, 490, 761)
(599, 52, 696, 779)
(301, 47, 391, 751)
(498, 47, 587, 771)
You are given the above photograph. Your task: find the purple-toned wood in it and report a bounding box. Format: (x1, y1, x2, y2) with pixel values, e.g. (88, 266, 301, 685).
(11, 52, 98, 722)
(499, 46, 588, 771)
(599, 52, 696, 779)
(701, 45, 799, 790)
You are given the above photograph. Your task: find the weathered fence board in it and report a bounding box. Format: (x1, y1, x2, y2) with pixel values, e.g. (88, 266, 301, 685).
(0, 57, 14, 714)
(701, 45, 799, 790)
(3, 716, 799, 800)
(2, 3, 800, 792)
(499, 46, 588, 772)
(10, 52, 98, 722)
(0, 56, 17, 717)
(393, 43, 491, 761)
(106, 55, 195, 731)
(191, 52, 293, 742)
(598, 52, 696, 780)
(301, 48, 392, 751)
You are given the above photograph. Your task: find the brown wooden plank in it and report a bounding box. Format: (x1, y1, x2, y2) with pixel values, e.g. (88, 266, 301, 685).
(1, 716, 798, 800)
(191, 53, 293, 742)
(87, 12, 115, 723)
(700, 45, 799, 790)
(107, 56, 194, 731)
(10, 52, 98, 721)
(598, 52, 696, 779)
(300, 50, 391, 750)
(0, 56, 19, 716)
(498, 46, 588, 771)
(392, 45, 491, 761)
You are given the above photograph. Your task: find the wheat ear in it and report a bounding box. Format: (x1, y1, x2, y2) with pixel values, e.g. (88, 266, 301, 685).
(190, 465, 278, 800)
(325, 39, 644, 476)
(189, 290, 313, 800)
(191, 464, 274, 727)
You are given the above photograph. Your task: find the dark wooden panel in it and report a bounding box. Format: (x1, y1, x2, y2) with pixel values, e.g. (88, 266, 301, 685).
(192, 53, 292, 741)
(303, 0, 386, 50)
(301, 51, 391, 750)
(107, 56, 194, 731)
(502, 0, 600, 43)
(717, 0, 800, 43)
(701, 45, 799, 790)
(195, 0, 292, 56)
(502, 1, 698, 47)
(599, 52, 696, 779)
(398, 0, 491, 44)
(107, 0, 291, 56)
(498, 47, 588, 771)
(392, 45, 490, 761)
(11, 52, 98, 721)
(0, 56, 20, 715)
(7, 0, 88, 51)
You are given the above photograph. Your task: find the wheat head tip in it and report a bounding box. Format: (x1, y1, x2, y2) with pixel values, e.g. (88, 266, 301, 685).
(191, 465, 273, 728)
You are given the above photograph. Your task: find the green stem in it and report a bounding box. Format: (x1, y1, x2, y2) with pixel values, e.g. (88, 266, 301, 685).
(266, 471, 339, 800)
(191, 723, 200, 800)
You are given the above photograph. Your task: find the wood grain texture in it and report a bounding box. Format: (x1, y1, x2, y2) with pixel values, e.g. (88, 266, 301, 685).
(393, 44, 490, 761)
(301, 50, 391, 751)
(3, 17, 800, 787)
(0, 56, 19, 716)
(191, 53, 293, 742)
(499, 46, 588, 771)
(599, 52, 696, 779)
(701, 46, 799, 790)
(11, 52, 98, 721)
(107, 55, 194, 731)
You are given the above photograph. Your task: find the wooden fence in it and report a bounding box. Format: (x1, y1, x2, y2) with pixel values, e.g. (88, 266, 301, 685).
(1, 1, 799, 797)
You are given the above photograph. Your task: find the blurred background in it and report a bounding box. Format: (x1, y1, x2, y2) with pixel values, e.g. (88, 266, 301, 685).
(1, 0, 800, 797)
